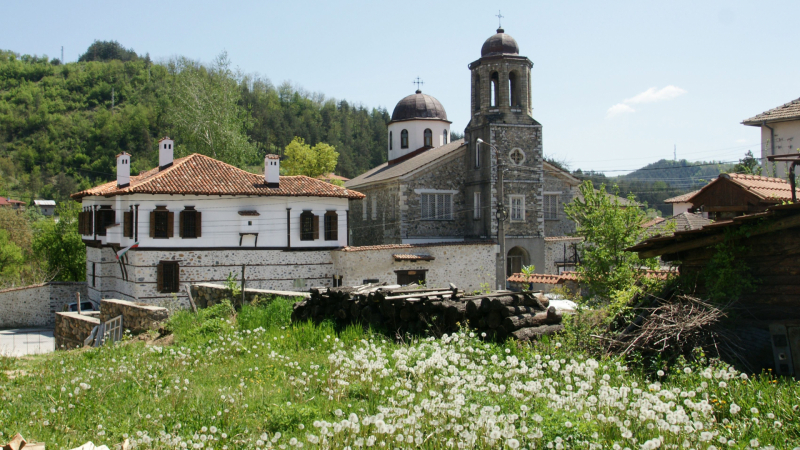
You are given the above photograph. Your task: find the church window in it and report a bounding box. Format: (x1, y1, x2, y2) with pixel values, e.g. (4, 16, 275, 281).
(421, 193, 453, 220)
(509, 71, 519, 107)
(510, 195, 525, 222)
(324, 211, 338, 241)
(443, 129, 448, 145)
(544, 194, 559, 220)
(300, 211, 318, 241)
(474, 74, 481, 112)
(401, 129, 409, 149)
(362, 197, 367, 220)
(490, 72, 500, 107)
(473, 192, 481, 219)
(509, 148, 525, 165)
(389, 131, 393, 150)
(475, 141, 481, 168)
(371, 196, 377, 220)
(424, 129, 432, 147)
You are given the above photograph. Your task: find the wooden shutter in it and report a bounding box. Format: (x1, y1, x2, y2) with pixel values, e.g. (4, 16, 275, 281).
(179, 211, 185, 238)
(156, 263, 164, 292)
(196, 212, 202, 237)
(326, 212, 338, 241)
(149, 211, 156, 238)
(78, 212, 84, 235)
(313, 215, 319, 240)
(167, 212, 175, 238)
(123, 212, 132, 237)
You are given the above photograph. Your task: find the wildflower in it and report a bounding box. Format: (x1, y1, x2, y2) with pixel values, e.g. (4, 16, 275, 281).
(507, 438, 520, 449)
(750, 438, 759, 448)
(729, 403, 740, 414)
(750, 407, 759, 414)
(657, 370, 664, 377)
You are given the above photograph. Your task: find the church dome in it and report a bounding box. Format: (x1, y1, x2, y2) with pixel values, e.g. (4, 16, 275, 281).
(390, 91, 448, 122)
(481, 28, 519, 57)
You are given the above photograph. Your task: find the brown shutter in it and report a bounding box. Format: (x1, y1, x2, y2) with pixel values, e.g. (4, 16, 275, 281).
(78, 212, 84, 235)
(167, 212, 175, 238)
(313, 215, 319, 240)
(156, 263, 164, 292)
(123, 212, 132, 237)
(330, 212, 338, 241)
(196, 212, 202, 237)
(179, 211, 185, 238)
(149, 211, 156, 238)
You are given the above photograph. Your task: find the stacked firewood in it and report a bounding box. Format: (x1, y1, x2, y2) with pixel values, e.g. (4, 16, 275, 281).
(291, 283, 563, 341)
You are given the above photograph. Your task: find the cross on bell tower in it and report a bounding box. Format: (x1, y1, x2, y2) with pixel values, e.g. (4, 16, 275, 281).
(413, 77, 424, 93)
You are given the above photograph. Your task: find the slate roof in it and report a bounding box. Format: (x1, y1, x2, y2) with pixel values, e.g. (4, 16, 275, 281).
(698, 173, 800, 203)
(345, 139, 467, 189)
(644, 212, 713, 234)
(390, 91, 449, 124)
(664, 190, 699, 203)
(72, 153, 365, 200)
(742, 97, 800, 125)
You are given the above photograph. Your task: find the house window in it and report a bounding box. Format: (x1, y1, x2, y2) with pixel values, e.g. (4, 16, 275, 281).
(300, 211, 318, 241)
(180, 207, 201, 238)
(473, 191, 481, 219)
(123, 208, 133, 238)
(510, 195, 525, 221)
(443, 129, 448, 145)
(95, 206, 115, 236)
(424, 129, 432, 147)
(509, 148, 525, 166)
(396, 270, 426, 286)
(401, 129, 409, 149)
(324, 211, 338, 241)
(421, 193, 453, 220)
(389, 131, 393, 150)
(362, 197, 368, 220)
(150, 206, 173, 239)
(157, 261, 180, 293)
(544, 194, 559, 220)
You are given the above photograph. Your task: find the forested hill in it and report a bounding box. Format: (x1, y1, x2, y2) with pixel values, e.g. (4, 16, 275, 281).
(621, 159, 732, 189)
(0, 44, 395, 203)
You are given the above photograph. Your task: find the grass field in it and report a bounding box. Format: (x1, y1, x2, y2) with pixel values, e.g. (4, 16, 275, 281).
(0, 298, 798, 449)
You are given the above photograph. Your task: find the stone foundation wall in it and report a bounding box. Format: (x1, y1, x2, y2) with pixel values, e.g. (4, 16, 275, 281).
(100, 299, 169, 334)
(0, 282, 88, 328)
(190, 283, 310, 308)
(55, 312, 100, 350)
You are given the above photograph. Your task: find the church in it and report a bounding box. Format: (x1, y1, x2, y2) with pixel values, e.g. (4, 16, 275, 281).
(345, 27, 581, 286)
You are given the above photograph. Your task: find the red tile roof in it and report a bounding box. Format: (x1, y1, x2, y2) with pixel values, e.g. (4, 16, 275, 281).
(707, 173, 800, 203)
(641, 217, 666, 228)
(71, 153, 365, 200)
(507, 269, 675, 284)
(338, 240, 495, 252)
(0, 198, 25, 206)
(544, 236, 583, 242)
(318, 173, 350, 181)
(392, 254, 435, 261)
(664, 190, 699, 203)
(742, 97, 800, 125)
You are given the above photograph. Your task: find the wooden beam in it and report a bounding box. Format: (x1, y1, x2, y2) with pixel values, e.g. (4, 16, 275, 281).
(637, 213, 800, 259)
(704, 205, 749, 212)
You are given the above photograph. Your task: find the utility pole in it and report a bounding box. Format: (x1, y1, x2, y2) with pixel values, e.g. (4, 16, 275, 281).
(61, 46, 64, 64)
(674, 144, 676, 161)
(497, 161, 507, 290)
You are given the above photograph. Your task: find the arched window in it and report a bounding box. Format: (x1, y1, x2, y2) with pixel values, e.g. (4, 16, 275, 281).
(474, 74, 481, 112)
(424, 129, 432, 147)
(401, 129, 408, 149)
(490, 72, 500, 107)
(443, 129, 448, 145)
(389, 131, 393, 150)
(475, 140, 481, 168)
(509, 71, 519, 107)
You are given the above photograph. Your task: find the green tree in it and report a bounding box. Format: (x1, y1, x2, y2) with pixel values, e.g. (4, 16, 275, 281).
(78, 40, 139, 62)
(732, 150, 762, 175)
(168, 52, 257, 168)
(0, 229, 24, 280)
(564, 181, 659, 298)
(282, 137, 339, 178)
(32, 202, 85, 281)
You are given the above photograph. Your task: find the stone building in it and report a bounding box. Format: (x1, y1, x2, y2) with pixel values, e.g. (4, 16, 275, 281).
(346, 27, 580, 286)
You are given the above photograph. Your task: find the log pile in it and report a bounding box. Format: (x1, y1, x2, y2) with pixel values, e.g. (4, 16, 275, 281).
(291, 283, 563, 341)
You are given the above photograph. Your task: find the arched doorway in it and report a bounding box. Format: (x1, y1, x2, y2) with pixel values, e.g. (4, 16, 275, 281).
(507, 246, 529, 277)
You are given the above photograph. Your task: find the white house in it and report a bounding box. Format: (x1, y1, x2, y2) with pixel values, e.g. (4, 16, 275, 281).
(663, 190, 707, 217)
(71, 137, 365, 304)
(742, 97, 800, 178)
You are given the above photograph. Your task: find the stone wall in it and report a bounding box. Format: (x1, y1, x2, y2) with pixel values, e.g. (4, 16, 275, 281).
(100, 299, 169, 334)
(190, 283, 310, 308)
(544, 237, 582, 275)
(349, 183, 403, 246)
(0, 282, 88, 329)
(54, 312, 99, 350)
(331, 241, 496, 292)
(543, 167, 578, 237)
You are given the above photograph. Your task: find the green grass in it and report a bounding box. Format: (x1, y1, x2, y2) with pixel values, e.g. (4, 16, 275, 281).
(0, 296, 798, 449)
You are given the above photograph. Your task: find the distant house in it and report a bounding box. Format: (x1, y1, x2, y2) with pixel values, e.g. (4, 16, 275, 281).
(0, 198, 25, 210)
(686, 173, 800, 220)
(34, 199, 56, 216)
(318, 173, 350, 184)
(643, 211, 713, 236)
(742, 97, 800, 178)
(663, 190, 703, 217)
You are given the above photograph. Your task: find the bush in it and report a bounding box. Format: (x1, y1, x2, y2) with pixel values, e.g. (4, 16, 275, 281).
(237, 296, 294, 331)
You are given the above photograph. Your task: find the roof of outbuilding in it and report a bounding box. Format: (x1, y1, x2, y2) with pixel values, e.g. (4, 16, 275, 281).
(742, 97, 800, 125)
(644, 212, 713, 235)
(663, 190, 700, 203)
(71, 153, 365, 200)
(345, 139, 467, 189)
(34, 199, 56, 206)
(390, 91, 449, 124)
(0, 198, 25, 206)
(695, 173, 800, 203)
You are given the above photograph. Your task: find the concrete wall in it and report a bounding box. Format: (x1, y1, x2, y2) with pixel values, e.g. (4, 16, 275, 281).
(761, 120, 800, 178)
(0, 282, 88, 328)
(331, 241, 496, 292)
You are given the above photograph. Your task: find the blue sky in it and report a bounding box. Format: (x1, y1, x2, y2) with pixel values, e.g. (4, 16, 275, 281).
(3, 0, 799, 173)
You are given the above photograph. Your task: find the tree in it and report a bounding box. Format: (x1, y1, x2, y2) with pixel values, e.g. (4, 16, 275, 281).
(32, 202, 85, 281)
(564, 181, 659, 298)
(282, 137, 339, 178)
(732, 150, 762, 176)
(168, 52, 258, 168)
(78, 40, 139, 62)
(0, 229, 24, 280)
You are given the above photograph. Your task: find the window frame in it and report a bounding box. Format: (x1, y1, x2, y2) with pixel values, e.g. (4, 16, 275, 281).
(420, 192, 454, 221)
(475, 140, 481, 168)
(509, 195, 525, 222)
(509, 148, 525, 166)
(443, 129, 448, 145)
(400, 129, 409, 149)
(324, 210, 338, 241)
(473, 191, 481, 220)
(180, 207, 200, 239)
(158, 261, 180, 293)
(300, 210, 318, 241)
(423, 128, 432, 147)
(543, 193, 560, 220)
(389, 131, 393, 150)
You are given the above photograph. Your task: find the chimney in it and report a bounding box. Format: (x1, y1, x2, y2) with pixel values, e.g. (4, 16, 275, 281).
(116, 152, 131, 188)
(158, 136, 174, 169)
(265, 154, 280, 187)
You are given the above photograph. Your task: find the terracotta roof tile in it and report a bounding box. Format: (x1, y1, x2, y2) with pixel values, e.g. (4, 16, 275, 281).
(664, 190, 699, 203)
(338, 240, 495, 252)
(508, 269, 675, 284)
(641, 217, 666, 228)
(392, 254, 435, 261)
(544, 236, 583, 242)
(71, 153, 365, 200)
(0, 198, 25, 206)
(721, 173, 799, 202)
(742, 97, 800, 125)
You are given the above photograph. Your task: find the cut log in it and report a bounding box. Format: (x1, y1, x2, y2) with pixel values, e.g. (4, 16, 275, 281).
(486, 311, 503, 329)
(502, 307, 560, 330)
(499, 305, 540, 318)
(511, 324, 564, 341)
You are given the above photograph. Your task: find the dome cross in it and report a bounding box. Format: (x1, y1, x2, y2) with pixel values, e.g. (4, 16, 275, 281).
(496, 10, 504, 28)
(413, 77, 424, 93)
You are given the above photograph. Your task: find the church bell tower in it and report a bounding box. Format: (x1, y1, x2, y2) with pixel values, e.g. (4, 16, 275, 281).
(464, 26, 544, 286)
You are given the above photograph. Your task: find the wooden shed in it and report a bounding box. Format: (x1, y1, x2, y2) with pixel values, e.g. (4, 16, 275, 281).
(628, 203, 800, 376)
(686, 173, 800, 220)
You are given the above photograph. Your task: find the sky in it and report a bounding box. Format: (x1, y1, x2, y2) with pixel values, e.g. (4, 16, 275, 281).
(3, 0, 799, 174)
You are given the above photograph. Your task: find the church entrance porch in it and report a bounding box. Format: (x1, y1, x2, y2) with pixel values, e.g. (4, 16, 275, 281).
(506, 246, 529, 277)
(500, 237, 545, 289)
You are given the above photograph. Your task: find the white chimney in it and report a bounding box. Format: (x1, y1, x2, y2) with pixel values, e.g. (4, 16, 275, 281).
(116, 152, 131, 188)
(158, 136, 174, 169)
(265, 154, 280, 187)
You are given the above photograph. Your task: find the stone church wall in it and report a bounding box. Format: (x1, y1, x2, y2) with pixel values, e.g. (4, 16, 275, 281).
(543, 173, 578, 237)
(349, 184, 402, 246)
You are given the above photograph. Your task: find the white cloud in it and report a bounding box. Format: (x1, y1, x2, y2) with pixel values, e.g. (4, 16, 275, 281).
(624, 85, 687, 104)
(606, 103, 635, 118)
